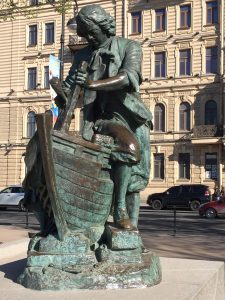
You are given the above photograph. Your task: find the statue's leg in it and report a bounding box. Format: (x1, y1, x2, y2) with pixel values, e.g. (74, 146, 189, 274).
(126, 192, 140, 228)
(113, 163, 135, 230)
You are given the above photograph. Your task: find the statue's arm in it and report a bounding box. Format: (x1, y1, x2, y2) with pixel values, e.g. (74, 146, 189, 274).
(76, 71, 129, 91)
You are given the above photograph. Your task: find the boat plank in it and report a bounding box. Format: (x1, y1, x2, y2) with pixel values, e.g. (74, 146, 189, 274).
(58, 190, 109, 216)
(55, 176, 113, 204)
(55, 164, 113, 194)
(53, 148, 102, 179)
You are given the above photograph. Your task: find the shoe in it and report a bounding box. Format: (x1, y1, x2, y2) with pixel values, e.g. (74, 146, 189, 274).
(114, 208, 135, 230)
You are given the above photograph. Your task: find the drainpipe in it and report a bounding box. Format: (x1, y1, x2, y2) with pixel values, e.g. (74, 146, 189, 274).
(123, 0, 128, 38)
(219, 0, 224, 188)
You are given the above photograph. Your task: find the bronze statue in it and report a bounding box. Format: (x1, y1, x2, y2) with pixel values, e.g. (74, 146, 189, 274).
(56, 4, 152, 230)
(18, 5, 161, 290)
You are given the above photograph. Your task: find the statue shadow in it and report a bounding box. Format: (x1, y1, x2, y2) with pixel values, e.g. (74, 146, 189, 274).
(0, 258, 26, 282)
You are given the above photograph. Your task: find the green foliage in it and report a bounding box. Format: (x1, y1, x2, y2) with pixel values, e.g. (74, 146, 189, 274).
(0, 0, 77, 22)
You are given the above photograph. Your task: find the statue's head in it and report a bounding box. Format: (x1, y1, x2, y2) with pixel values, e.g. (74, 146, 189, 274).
(76, 5, 116, 48)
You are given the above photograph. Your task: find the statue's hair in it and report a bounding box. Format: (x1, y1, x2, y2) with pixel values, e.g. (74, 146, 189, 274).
(76, 5, 116, 36)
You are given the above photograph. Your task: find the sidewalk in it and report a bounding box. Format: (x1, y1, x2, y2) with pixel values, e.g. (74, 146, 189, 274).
(0, 226, 31, 244)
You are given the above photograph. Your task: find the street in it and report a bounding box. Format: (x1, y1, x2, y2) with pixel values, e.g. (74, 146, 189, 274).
(139, 207, 225, 262)
(1, 207, 225, 262)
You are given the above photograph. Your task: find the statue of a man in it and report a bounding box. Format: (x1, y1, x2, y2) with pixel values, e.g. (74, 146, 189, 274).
(57, 5, 152, 230)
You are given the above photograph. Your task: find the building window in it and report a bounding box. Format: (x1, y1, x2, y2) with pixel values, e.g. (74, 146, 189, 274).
(179, 153, 190, 179)
(205, 153, 217, 180)
(206, 1, 218, 25)
(44, 66, 50, 89)
(27, 111, 36, 138)
(154, 104, 165, 132)
(45, 22, 54, 44)
(155, 8, 166, 31)
(205, 100, 217, 125)
(28, 25, 37, 46)
(206, 47, 218, 74)
(155, 52, 166, 78)
(180, 49, 191, 76)
(27, 67, 37, 90)
(131, 12, 142, 34)
(154, 154, 164, 179)
(180, 5, 191, 28)
(30, 0, 38, 5)
(179, 102, 190, 131)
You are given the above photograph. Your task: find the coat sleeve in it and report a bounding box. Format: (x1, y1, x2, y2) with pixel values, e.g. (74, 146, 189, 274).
(119, 40, 142, 92)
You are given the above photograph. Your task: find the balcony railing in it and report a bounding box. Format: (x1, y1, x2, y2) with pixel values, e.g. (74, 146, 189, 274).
(193, 125, 222, 138)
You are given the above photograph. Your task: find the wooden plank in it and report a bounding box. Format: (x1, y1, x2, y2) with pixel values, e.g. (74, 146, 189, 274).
(55, 163, 113, 194)
(36, 114, 68, 240)
(53, 148, 102, 179)
(55, 176, 113, 203)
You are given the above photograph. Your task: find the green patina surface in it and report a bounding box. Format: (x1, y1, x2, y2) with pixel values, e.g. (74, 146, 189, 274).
(18, 4, 161, 291)
(106, 225, 140, 250)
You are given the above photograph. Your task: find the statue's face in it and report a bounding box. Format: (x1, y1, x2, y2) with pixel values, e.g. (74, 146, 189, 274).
(77, 19, 108, 48)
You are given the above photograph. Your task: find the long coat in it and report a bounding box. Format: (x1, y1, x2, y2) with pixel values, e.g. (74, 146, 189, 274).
(62, 36, 152, 192)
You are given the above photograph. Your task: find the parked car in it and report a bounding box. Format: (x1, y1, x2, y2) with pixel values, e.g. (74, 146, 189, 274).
(0, 185, 25, 211)
(199, 199, 225, 218)
(147, 184, 211, 211)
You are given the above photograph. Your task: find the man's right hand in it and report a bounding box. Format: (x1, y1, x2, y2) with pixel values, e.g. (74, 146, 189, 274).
(54, 95, 66, 109)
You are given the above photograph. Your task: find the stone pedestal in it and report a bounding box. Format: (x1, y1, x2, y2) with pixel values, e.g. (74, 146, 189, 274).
(18, 225, 161, 290)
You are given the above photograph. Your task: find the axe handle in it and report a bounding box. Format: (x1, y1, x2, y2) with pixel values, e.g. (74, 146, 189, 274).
(54, 61, 88, 132)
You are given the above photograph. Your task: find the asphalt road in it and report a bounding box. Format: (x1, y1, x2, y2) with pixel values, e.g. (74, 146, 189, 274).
(0, 208, 39, 231)
(139, 207, 225, 262)
(1, 207, 225, 262)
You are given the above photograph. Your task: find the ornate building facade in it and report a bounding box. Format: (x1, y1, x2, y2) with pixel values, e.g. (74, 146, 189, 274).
(0, 0, 225, 199)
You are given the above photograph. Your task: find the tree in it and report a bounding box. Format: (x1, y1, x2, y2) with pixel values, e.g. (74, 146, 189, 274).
(0, 0, 78, 22)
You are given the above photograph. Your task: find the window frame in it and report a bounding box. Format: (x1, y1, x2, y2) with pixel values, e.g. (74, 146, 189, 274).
(206, 1, 218, 25)
(180, 4, 191, 29)
(27, 111, 36, 138)
(155, 8, 166, 32)
(205, 100, 217, 125)
(179, 49, 191, 76)
(178, 153, 190, 180)
(155, 52, 166, 78)
(29, 0, 38, 6)
(153, 153, 165, 180)
(27, 67, 37, 90)
(45, 22, 55, 44)
(28, 24, 37, 46)
(179, 102, 191, 131)
(206, 46, 218, 74)
(205, 153, 218, 180)
(44, 66, 50, 89)
(154, 104, 165, 132)
(131, 11, 142, 34)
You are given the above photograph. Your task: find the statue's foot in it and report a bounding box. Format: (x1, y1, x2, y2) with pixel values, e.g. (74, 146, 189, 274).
(114, 208, 135, 230)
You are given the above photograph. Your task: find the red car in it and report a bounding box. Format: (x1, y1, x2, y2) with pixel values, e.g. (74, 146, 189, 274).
(199, 199, 225, 218)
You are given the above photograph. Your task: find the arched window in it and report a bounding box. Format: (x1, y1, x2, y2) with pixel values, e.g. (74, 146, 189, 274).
(27, 111, 36, 138)
(154, 104, 165, 132)
(205, 100, 217, 125)
(179, 102, 190, 131)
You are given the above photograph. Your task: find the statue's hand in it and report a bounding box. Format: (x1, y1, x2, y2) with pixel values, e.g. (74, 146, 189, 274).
(76, 69, 88, 86)
(54, 95, 66, 109)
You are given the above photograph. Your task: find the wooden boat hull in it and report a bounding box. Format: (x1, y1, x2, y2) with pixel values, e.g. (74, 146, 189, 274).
(36, 114, 114, 239)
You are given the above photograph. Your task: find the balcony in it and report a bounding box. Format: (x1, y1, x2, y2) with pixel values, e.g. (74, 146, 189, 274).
(68, 35, 87, 51)
(193, 125, 222, 138)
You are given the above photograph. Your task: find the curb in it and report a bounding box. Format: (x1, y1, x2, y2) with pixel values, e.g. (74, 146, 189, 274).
(0, 238, 29, 262)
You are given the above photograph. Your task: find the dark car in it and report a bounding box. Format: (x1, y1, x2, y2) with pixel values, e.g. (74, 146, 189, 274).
(199, 199, 225, 218)
(147, 184, 210, 211)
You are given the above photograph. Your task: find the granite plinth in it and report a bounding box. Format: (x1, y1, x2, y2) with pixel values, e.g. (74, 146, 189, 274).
(17, 226, 162, 290)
